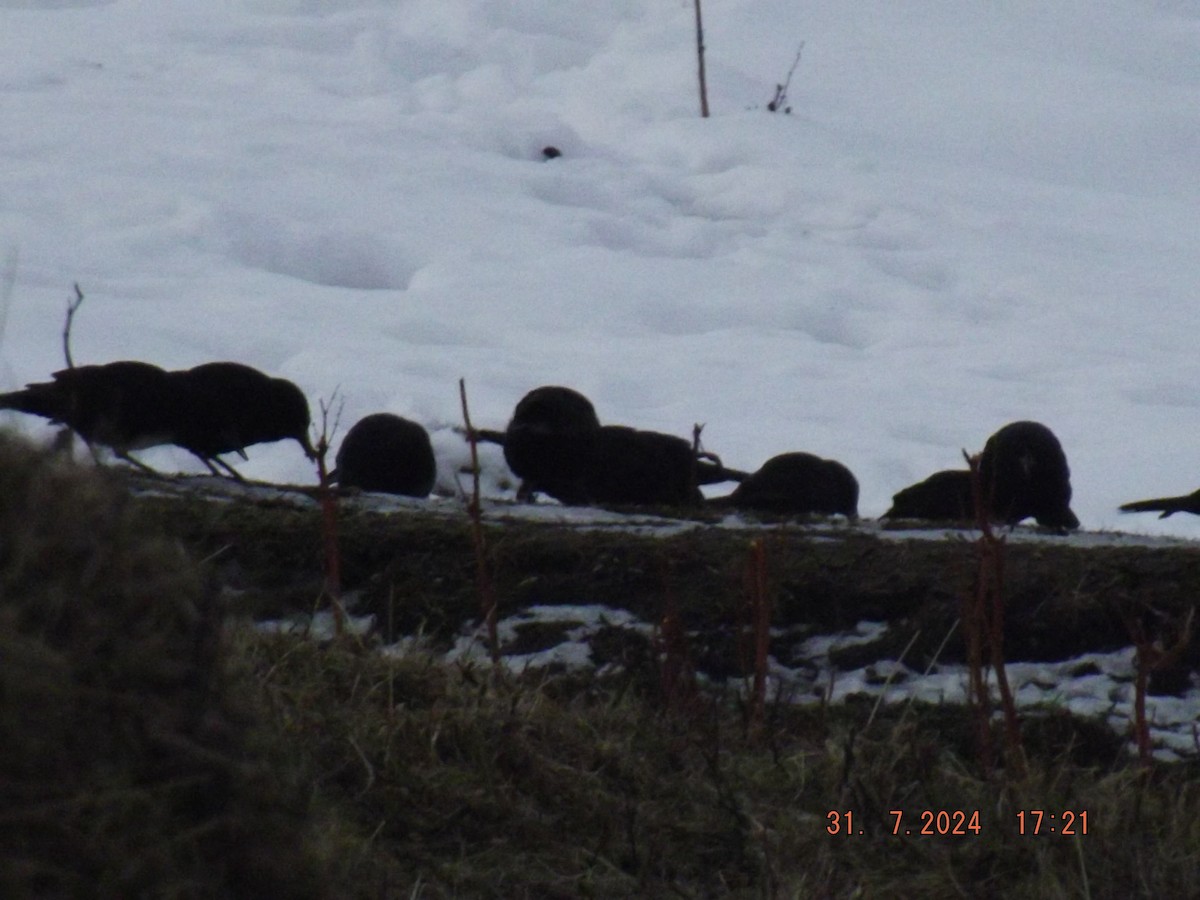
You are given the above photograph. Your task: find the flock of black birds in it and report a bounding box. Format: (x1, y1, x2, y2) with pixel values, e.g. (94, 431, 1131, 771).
(0, 359, 1196, 529)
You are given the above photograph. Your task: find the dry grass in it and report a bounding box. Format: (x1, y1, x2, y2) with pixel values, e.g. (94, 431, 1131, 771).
(243, 635, 1200, 899)
(0, 433, 334, 898)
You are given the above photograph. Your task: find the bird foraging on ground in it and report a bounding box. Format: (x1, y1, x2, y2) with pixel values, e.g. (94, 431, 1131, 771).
(561, 425, 707, 507)
(168, 362, 316, 478)
(0, 360, 182, 469)
(475, 385, 602, 501)
(332, 412, 436, 498)
(4, 359, 316, 479)
(883, 469, 974, 521)
(713, 451, 859, 518)
(978, 420, 1079, 529)
(473, 385, 745, 507)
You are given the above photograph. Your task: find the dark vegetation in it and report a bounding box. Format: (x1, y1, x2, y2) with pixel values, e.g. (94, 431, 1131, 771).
(3, 432, 1200, 897)
(0, 433, 330, 898)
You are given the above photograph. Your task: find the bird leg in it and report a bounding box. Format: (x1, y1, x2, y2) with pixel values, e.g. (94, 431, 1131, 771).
(115, 450, 169, 478)
(188, 450, 247, 482)
(211, 456, 247, 482)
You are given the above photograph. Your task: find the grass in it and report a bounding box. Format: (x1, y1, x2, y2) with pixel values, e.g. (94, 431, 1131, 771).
(243, 634, 1200, 898)
(2, 431, 1199, 898)
(0, 433, 334, 898)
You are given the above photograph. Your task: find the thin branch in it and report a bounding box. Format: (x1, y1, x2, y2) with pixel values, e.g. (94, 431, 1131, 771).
(767, 43, 804, 113)
(459, 378, 499, 665)
(315, 391, 346, 636)
(63, 282, 85, 370)
(0, 245, 17, 354)
(693, 0, 710, 118)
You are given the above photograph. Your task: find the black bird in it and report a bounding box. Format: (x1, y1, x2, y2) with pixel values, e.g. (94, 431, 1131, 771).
(562, 425, 705, 507)
(332, 413, 436, 498)
(714, 452, 859, 518)
(474, 385, 746, 506)
(494, 385, 601, 501)
(0, 361, 182, 467)
(471, 385, 601, 500)
(1120, 489, 1200, 518)
(169, 362, 316, 477)
(883, 469, 974, 521)
(978, 420, 1079, 529)
(576, 426, 750, 507)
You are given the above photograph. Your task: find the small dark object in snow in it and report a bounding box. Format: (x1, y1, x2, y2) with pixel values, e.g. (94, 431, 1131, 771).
(169, 361, 316, 476)
(979, 420, 1079, 529)
(542, 146, 562, 160)
(884, 469, 974, 521)
(333, 412, 436, 498)
(715, 451, 859, 518)
(1120, 488, 1200, 518)
(0, 360, 181, 462)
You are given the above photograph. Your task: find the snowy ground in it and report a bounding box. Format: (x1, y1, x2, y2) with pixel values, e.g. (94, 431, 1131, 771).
(3, 0, 1200, 541)
(261, 600, 1200, 763)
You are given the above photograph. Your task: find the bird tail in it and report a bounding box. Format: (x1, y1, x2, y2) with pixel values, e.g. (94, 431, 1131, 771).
(695, 452, 750, 486)
(0, 386, 63, 421)
(1119, 496, 1190, 519)
(466, 427, 507, 446)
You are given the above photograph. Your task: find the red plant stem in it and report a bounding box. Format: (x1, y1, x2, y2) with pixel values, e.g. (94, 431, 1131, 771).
(657, 558, 695, 712)
(985, 530, 1024, 776)
(962, 449, 1024, 776)
(963, 452, 994, 773)
(748, 539, 770, 734)
(1134, 650, 1152, 764)
(314, 436, 344, 637)
(459, 378, 499, 664)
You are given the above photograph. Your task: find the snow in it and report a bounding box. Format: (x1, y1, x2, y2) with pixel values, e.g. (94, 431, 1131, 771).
(432, 607, 1200, 761)
(3, 1, 1200, 538)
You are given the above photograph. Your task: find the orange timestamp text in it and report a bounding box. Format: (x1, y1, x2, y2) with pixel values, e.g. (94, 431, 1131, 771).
(826, 809, 1090, 836)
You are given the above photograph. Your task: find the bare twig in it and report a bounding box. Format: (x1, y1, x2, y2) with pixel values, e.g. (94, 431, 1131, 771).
(962, 451, 994, 774)
(767, 43, 804, 113)
(459, 378, 499, 665)
(656, 556, 697, 715)
(742, 538, 771, 739)
(962, 448, 1025, 778)
(53, 283, 88, 460)
(1121, 605, 1194, 767)
(63, 282, 85, 370)
(693, 0, 710, 117)
(0, 245, 17, 354)
(315, 392, 345, 636)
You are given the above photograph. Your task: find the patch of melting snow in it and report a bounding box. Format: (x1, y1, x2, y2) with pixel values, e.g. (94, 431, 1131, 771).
(256, 608, 375, 640)
(426, 607, 1200, 761)
(445, 604, 654, 673)
(775, 641, 1198, 762)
